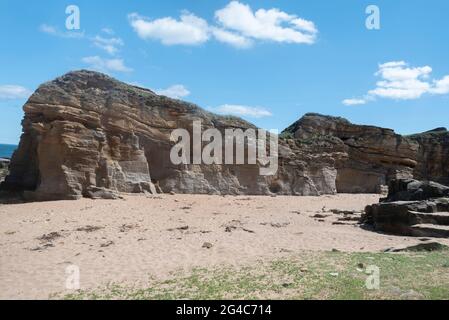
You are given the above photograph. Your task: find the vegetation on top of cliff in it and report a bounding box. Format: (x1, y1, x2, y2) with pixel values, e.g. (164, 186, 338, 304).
(282, 113, 352, 136)
(280, 130, 343, 148)
(407, 127, 449, 139)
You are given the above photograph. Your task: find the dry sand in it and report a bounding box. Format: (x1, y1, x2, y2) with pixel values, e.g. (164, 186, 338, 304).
(1, 193, 447, 299)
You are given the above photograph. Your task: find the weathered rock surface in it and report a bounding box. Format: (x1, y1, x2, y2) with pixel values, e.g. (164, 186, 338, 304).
(1, 71, 448, 201)
(363, 179, 449, 238)
(0, 71, 339, 200)
(408, 128, 449, 186)
(385, 179, 449, 201)
(283, 114, 449, 193)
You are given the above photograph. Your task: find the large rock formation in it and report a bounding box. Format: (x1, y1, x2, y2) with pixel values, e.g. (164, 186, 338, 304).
(0, 71, 341, 200)
(1, 71, 448, 201)
(282, 114, 449, 193)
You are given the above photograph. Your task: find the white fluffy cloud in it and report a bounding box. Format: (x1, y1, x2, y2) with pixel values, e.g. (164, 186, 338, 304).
(39, 24, 84, 39)
(128, 12, 210, 45)
(128, 1, 317, 48)
(368, 61, 432, 100)
(91, 35, 124, 55)
(214, 1, 317, 45)
(41, 24, 125, 57)
(40, 24, 58, 34)
(343, 61, 449, 105)
(155, 85, 191, 99)
(342, 99, 367, 106)
(82, 56, 133, 73)
(0, 85, 32, 100)
(211, 27, 253, 49)
(212, 104, 273, 118)
(101, 28, 115, 35)
(430, 75, 449, 95)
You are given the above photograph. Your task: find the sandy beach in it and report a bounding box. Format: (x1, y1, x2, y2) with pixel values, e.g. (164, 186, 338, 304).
(1, 193, 447, 299)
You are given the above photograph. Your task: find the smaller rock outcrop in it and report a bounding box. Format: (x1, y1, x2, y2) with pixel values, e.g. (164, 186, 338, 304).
(385, 179, 449, 201)
(363, 179, 449, 238)
(282, 113, 419, 193)
(408, 128, 449, 186)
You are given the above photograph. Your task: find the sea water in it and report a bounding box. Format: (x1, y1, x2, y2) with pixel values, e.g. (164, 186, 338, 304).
(0, 144, 17, 158)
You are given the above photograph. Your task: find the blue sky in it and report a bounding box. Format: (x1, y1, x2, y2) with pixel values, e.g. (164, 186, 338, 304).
(1, 0, 449, 144)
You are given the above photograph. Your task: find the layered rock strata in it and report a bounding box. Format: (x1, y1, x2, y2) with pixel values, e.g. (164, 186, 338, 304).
(2, 71, 448, 201)
(363, 179, 449, 238)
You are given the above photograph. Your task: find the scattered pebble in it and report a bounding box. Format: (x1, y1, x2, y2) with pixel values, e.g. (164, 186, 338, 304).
(100, 241, 114, 248)
(202, 242, 213, 249)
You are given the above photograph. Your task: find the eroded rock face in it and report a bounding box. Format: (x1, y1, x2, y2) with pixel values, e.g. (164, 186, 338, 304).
(283, 113, 449, 193)
(408, 128, 449, 186)
(1, 71, 341, 200)
(2, 71, 448, 201)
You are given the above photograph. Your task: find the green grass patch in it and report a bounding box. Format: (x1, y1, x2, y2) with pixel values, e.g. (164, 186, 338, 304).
(61, 250, 449, 300)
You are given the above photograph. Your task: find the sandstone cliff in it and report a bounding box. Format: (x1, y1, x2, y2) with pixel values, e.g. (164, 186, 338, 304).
(408, 128, 449, 186)
(283, 113, 449, 193)
(1, 71, 339, 200)
(1, 71, 447, 201)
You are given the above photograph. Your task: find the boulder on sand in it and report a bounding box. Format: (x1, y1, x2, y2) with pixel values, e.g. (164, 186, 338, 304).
(363, 179, 449, 238)
(385, 179, 449, 201)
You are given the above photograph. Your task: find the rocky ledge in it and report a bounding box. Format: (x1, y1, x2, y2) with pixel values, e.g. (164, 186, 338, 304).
(363, 179, 449, 238)
(1, 70, 448, 201)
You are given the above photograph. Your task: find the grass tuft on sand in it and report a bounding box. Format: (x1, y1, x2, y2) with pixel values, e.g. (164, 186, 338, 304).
(62, 250, 449, 300)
